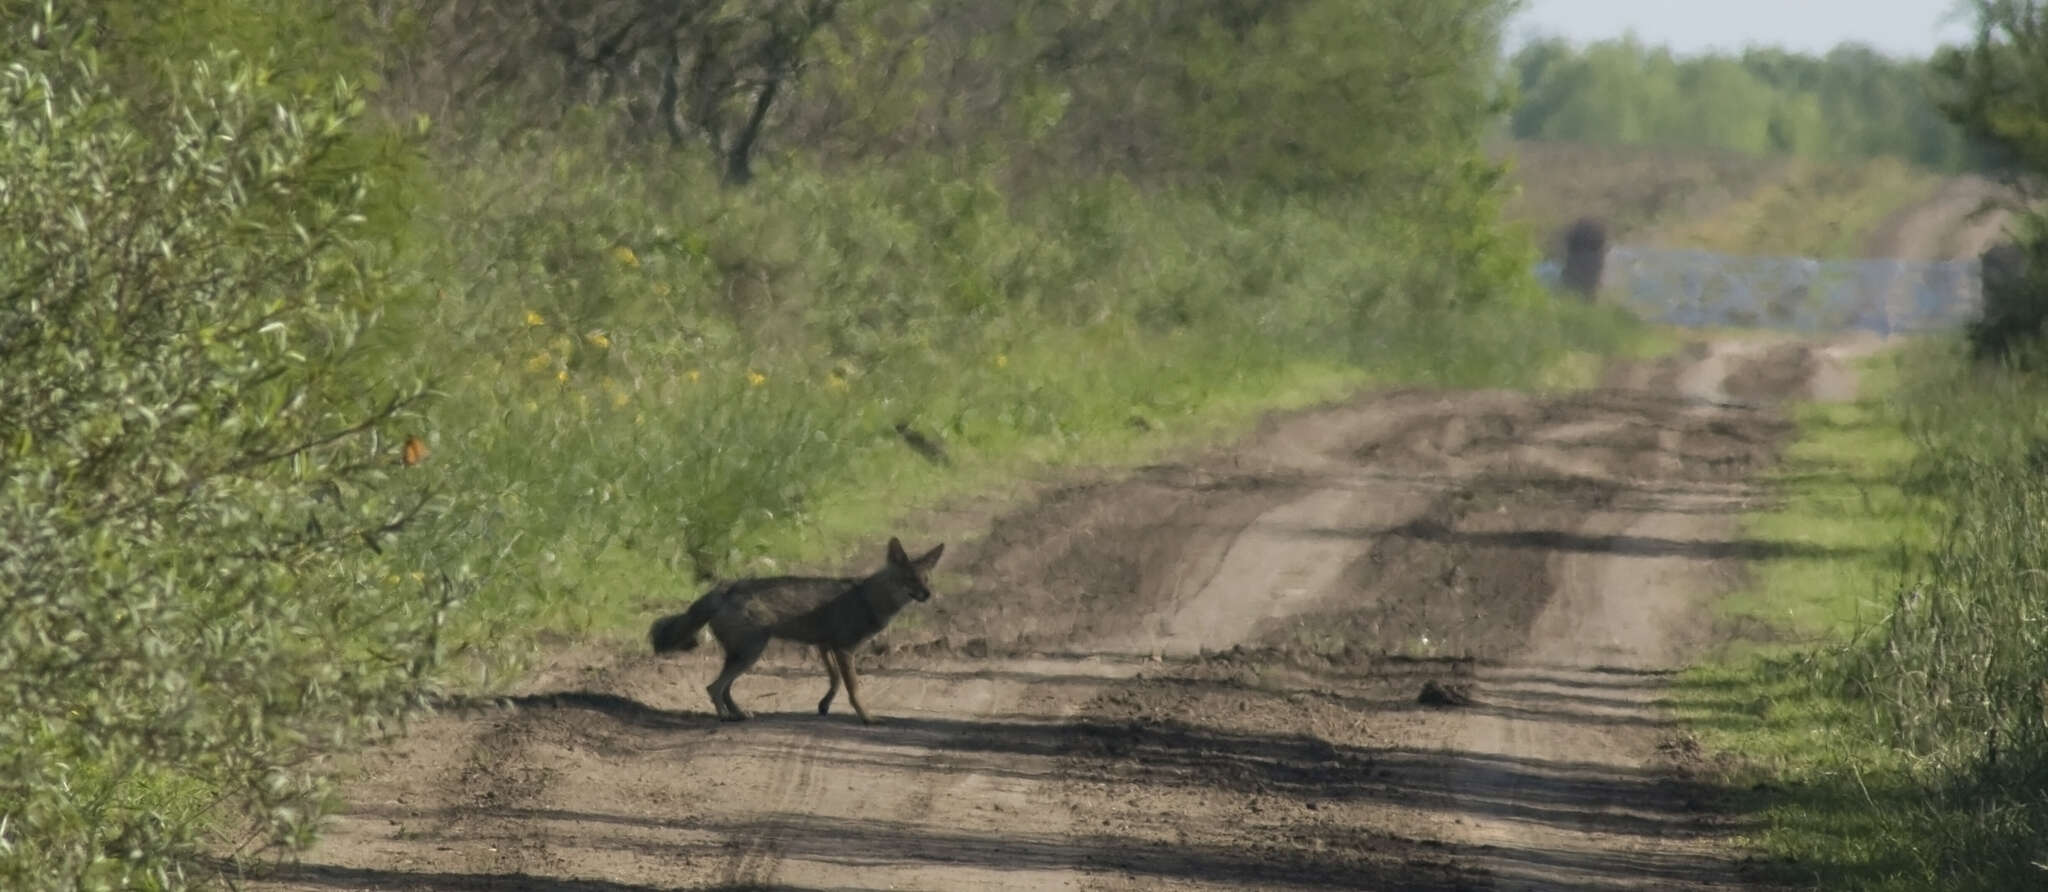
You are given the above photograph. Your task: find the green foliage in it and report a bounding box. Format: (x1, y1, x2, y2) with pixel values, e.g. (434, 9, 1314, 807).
(1936, 2, 2048, 362)
(1679, 341, 2048, 889)
(1844, 340, 2048, 796)
(1155, 0, 1513, 191)
(383, 0, 1526, 195)
(0, 12, 448, 890)
(93, 0, 382, 92)
(1510, 37, 1982, 170)
(1963, 222, 2048, 362)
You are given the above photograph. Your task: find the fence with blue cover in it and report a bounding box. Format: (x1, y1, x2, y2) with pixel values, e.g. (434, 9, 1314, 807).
(1538, 247, 1984, 336)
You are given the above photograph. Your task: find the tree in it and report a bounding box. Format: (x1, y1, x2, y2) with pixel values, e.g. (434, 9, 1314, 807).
(1934, 0, 2048, 360)
(1506, 36, 1978, 169)
(376, 0, 842, 184)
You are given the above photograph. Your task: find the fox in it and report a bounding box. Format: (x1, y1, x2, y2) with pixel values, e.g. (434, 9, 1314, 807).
(648, 536, 945, 724)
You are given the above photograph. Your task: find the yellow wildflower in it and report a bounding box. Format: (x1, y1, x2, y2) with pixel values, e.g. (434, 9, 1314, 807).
(524, 310, 544, 327)
(654, 281, 673, 297)
(586, 330, 611, 349)
(612, 245, 640, 268)
(523, 400, 539, 413)
(556, 368, 569, 384)
(746, 370, 767, 388)
(634, 412, 646, 426)
(525, 351, 552, 372)
(687, 369, 701, 383)
(549, 334, 574, 355)
(612, 391, 631, 409)
(994, 353, 1009, 369)
(386, 574, 401, 585)
(826, 374, 849, 391)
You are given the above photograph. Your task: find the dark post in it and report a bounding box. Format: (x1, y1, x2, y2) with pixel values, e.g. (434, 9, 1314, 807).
(1559, 216, 1608, 300)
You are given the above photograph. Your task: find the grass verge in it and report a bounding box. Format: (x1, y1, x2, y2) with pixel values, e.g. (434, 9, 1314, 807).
(1674, 340, 2048, 890)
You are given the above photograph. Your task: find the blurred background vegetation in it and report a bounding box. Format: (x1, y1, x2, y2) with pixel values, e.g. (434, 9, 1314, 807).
(1506, 36, 1985, 171)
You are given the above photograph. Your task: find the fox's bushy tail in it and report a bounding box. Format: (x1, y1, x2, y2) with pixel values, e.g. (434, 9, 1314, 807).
(649, 591, 720, 654)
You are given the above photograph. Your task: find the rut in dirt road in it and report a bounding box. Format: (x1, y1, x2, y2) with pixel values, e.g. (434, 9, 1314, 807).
(244, 337, 1843, 892)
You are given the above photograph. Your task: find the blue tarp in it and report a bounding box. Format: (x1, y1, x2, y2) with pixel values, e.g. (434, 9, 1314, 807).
(1539, 248, 1983, 336)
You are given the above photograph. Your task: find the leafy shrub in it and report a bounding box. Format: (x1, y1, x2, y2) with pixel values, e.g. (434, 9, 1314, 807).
(1965, 233, 2048, 363)
(0, 18, 448, 888)
(1936, 2, 2048, 365)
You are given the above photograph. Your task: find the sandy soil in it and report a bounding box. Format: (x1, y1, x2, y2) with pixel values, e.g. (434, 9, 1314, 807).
(217, 330, 1878, 892)
(1859, 174, 2012, 263)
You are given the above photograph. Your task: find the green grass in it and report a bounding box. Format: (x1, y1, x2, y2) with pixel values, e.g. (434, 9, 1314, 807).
(1703, 357, 1931, 648)
(1673, 341, 2048, 890)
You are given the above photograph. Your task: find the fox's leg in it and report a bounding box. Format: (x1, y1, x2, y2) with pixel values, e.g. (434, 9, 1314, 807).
(702, 644, 731, 721)
(817, 645, 842, 715)
(831, 648, 875, 725)
(708, 637, 768, 722)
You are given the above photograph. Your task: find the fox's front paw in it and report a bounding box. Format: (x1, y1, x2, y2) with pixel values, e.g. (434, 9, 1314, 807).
(817, 699, 833, 716)
(721, 711, 749, 723)
(858, 713, 879, 726)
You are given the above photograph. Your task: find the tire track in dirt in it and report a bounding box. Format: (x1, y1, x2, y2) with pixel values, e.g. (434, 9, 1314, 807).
(1054, 339, 1827, 892)
(243, 339, 1841, 892)
(1440, 339, 1795, 891)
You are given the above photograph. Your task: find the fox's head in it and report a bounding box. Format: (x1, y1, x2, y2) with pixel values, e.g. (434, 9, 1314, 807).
(886, 536, 946, 601)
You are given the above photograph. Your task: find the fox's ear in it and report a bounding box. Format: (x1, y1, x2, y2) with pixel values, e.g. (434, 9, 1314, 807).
(887, 536, 910, 566)
(913, 543, 945, 571)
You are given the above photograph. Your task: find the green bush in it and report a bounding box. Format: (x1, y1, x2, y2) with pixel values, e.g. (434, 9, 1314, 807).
(1964, 231, 2048, 363)
(0, 20, 448, 889)
(1936, 2, 2048, 364)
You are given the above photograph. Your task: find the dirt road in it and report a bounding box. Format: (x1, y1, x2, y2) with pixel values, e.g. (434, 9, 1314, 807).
(232, 332, 1875, 892)
(1860, 173, 2011, 263)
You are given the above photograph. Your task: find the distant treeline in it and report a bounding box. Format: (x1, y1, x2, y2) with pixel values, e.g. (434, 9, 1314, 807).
(1508, 37, 1984, 170)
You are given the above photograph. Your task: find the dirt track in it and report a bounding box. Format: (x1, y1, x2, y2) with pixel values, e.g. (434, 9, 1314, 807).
(1859, 173, 2011, 263)
(231, 332, 1888, 892)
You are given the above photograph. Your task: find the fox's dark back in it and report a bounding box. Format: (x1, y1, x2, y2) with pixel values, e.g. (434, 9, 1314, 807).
(716, 575, 854, 619)
(707, 567, 921, 647)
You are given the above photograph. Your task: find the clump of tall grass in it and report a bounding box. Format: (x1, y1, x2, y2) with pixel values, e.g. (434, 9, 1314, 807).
(1815, 340, 2048, 886)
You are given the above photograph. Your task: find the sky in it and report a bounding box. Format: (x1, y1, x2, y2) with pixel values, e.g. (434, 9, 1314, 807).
(1508, 0, 1977, 58)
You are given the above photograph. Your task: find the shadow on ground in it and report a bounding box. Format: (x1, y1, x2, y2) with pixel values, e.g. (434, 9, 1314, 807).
(390, 660, 1764, 890)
